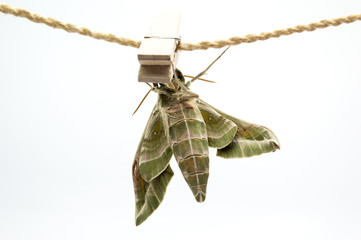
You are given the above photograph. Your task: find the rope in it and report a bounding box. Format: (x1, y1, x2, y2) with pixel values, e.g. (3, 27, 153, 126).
(0, 3, 141, 48)
(1, 3, 361, 51)
(180, 14, 361, 50)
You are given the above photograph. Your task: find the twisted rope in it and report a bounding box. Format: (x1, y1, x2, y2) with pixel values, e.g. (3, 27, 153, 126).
(180, 14, 361, 50)
(0, 3, 141, 48)
(1, 3, 360, 51)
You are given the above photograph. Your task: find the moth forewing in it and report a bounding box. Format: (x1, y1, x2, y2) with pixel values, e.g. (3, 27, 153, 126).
(131, 102, 175, 226)
(137, 102, 173, 182)
(132, 159, 174, 226)
(197, 99, 280, 158)
(196, 99, 237, 149)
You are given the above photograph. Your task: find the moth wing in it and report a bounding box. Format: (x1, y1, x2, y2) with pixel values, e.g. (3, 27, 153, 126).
(196, 99, 237, 149)
(132, 158, 173, 226)
(138, 105, 173, 182)
(198, 99, 280, 158)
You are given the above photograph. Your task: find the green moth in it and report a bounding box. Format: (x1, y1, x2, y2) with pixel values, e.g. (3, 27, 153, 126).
(132, 49, 280, 226)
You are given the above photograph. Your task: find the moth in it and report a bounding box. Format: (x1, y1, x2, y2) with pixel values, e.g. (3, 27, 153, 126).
(132, 48, 280, 225)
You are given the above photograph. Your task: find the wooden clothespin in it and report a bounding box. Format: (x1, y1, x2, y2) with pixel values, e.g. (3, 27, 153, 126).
(138, 12, 181, 83)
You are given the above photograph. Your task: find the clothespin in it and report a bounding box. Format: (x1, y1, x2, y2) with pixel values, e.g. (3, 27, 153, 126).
(138, 12, 181, 83)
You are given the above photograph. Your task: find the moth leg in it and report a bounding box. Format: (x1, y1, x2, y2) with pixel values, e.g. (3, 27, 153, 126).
(185, 46, 230, 88)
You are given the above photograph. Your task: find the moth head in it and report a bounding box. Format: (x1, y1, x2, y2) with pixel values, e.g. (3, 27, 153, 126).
(159, 69, 187, 93)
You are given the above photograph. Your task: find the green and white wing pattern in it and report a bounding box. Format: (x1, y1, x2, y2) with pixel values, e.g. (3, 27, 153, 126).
(197, 99, 237, 149)
(132, 104, 174, 225)
(198, 99, 280, 158)
(138, 105, 173, 182)
(132, 159, 173, 226)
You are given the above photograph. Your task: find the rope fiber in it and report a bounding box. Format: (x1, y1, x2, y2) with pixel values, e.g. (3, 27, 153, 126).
(1, 3, 361, 51)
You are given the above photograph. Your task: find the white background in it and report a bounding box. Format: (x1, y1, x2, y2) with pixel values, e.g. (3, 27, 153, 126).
(1, 0, 361, 239)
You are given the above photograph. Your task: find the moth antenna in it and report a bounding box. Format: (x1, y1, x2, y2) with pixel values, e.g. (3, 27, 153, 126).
(184, 75, 216, 83)
(132, 86, 153, 116)
(187, 46, 230, 86)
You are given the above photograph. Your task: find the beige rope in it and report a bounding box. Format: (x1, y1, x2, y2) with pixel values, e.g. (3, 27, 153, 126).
(180, 14, 361, 50)
(0, 3, 141, 48)
(1, 3, 361, 51)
